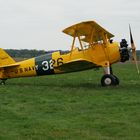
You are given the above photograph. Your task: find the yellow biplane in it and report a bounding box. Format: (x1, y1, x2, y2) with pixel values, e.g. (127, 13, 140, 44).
(0, 21, 139, 86)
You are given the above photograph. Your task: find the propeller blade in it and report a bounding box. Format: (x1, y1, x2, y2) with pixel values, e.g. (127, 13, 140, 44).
(129, 25, 140, 74)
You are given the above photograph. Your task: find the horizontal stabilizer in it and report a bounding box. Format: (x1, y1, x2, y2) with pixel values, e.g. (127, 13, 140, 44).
(0, 63, 20, 69)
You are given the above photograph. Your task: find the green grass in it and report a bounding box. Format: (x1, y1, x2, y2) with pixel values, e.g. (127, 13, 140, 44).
(0, 63, 140, 140)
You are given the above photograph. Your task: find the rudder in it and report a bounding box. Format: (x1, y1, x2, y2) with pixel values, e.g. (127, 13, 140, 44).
(0, 48, 16, 66)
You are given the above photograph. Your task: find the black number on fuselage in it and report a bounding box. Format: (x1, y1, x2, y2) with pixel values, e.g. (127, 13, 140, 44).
(57, 58, 63, 66)
(51, 58, 63, 66)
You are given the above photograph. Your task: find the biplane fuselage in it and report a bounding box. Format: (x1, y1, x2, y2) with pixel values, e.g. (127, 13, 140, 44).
(0, 21, 130, 86)
(0, 42, 120, 79)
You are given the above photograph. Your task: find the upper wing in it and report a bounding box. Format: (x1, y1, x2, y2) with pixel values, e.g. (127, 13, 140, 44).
(63, 21, 114, 43)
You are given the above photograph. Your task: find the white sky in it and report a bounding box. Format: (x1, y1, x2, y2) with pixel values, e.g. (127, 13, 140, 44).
(0, 0, 140, 51)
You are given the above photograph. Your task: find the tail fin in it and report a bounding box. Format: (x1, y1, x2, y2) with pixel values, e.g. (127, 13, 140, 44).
(0, 48, 16, 66)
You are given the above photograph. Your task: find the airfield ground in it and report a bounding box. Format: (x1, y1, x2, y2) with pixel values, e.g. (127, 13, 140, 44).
(0, 63, 140, 140)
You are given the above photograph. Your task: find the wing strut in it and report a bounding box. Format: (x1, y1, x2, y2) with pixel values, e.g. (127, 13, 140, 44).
(70, 36, 76, 57)
(78, 35, 84, 51)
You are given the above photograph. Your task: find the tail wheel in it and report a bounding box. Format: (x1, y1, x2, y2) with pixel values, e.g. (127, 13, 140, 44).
(101, 74, 119, 87)
(0, 79, 7, 85)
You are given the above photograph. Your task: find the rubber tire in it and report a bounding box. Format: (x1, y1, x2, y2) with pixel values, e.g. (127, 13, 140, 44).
(0, 79, 7, 85)
(101, 74, 116, 87)
(113, 75, 119, 85)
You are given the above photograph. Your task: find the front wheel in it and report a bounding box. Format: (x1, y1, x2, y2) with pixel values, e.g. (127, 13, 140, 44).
(101, 74, 119, 87)
(113, 75, 119, 85)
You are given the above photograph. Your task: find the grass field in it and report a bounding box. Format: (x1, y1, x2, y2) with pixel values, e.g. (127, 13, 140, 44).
(0, 63, 140, 140)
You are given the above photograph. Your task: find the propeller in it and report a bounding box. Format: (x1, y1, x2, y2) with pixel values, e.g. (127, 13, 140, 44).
(129, 25, 140, 74)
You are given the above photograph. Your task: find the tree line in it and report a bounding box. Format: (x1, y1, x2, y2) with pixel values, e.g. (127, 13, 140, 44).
(4, 49, 57, 58)
(4, 49, 140, 60)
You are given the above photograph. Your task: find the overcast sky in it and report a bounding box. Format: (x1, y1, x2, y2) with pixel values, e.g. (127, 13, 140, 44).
(0, 0, 140, 51)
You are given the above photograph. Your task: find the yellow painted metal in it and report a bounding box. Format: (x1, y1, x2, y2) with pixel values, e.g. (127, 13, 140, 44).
(78, 34, 84, 51)
(0, 48, 15, 66)
(52, 41, 120, 74)
(70, 36, 76, 57)
(63, 21, 114, 43)
(2, 58, 36, 79)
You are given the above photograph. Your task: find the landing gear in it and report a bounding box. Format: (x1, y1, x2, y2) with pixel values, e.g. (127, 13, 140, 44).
(102, 64, 119, 87)
(0, 79, 7, 85)
(101, 74, 119, 87)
